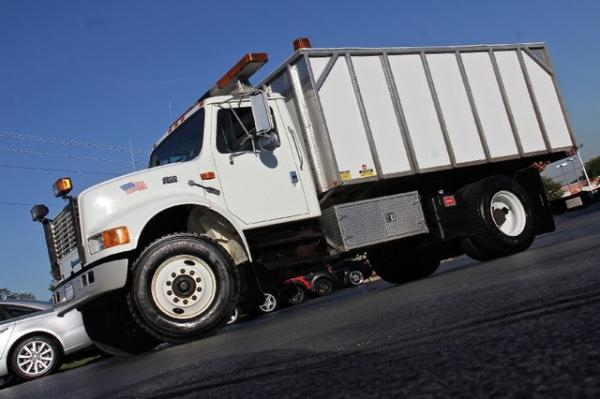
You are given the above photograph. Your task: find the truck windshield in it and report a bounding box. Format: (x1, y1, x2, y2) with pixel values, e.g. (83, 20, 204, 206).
(149, 109, 205, 168)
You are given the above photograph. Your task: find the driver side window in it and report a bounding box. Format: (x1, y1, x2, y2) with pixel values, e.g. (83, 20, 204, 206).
(216, 108, 256, 154)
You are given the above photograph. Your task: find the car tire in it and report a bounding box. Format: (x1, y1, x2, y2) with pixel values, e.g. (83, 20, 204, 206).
(346, 270, 365, 287)
(258, 293, 278, 313)
(286, 285, 305, 305)
(9, 335, 62, 381)
(128, 233, 239, 344)
(459, 175, 535, 260)
(313, 278, 334, 296)
(368, 246, 441, 284)
(81, 291, 160, 356)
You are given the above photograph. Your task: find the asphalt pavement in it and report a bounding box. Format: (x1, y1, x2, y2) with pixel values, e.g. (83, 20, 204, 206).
(3, 203, 600, 398)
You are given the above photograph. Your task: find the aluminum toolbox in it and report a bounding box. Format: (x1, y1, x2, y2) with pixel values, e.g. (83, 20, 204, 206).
(320, 191, 429, 252)
(260, 43, 576, 194)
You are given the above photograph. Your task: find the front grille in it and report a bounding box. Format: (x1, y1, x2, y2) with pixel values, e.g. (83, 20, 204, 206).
(50, 204, 79, 261)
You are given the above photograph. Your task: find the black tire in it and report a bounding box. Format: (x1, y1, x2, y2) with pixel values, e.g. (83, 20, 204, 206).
(286, 285, 305, 305)
(127, 233, 239, 344)
(81, 291, 159, 356)
(313, 278, 334, 296)
(9, 335, 62, 381)
(368, 245, 441, 284)
(459, 175, 535, 260)
(346, 270, 365, 287)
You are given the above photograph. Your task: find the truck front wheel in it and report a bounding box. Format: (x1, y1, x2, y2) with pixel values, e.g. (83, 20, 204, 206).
(459, 175, 535, 260)
(127, 233, 239, 344)
(368, 246, 440, 284)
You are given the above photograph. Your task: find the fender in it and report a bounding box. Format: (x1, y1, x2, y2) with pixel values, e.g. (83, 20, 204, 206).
(81, 190, 253, 266)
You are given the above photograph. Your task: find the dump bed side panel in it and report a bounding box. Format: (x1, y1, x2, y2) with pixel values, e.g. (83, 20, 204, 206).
(261, 44, 575, 194)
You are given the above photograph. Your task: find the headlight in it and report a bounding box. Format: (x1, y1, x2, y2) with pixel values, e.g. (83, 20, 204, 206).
(88, 226, 130, 255)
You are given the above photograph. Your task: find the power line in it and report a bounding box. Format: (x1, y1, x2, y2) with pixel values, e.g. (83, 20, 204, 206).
(0, 131, 150, 154)
(0, 145, 146, 165)
(0, 163, 122, 176)
(0, 201, 63, 207)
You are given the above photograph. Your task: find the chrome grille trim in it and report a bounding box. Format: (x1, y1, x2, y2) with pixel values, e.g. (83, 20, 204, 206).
(50, 204, 78, 261)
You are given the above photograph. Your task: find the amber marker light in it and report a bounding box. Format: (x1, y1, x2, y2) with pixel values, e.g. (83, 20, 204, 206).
(53, 177, 73, 198)
(200, 172, 216, 180)
(102, 226, 130, 249)
(216, 53, 269, 89)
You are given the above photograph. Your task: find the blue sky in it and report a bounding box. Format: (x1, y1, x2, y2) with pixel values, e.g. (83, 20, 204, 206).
(1, 0, 599, 300)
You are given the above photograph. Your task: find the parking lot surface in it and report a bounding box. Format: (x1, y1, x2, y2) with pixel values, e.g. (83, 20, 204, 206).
(3, 203, 600, 398)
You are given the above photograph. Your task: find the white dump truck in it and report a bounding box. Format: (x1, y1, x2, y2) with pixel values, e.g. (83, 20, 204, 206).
(32, 38, 576, 353)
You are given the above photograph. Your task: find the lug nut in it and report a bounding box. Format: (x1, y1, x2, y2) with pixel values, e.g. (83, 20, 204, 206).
(190, 270, 195, 276)
(167, 290, 172, 296)
(180, 268, 185, 274)
(192, 295, 197, 300)
(197, 287, 202, 292)
(171, 272, 176, 278)
(196, 278, 201, 283)
(183, 299, 188, 305)
(173, 297, 179, 303)
(166, 281, 172, 286)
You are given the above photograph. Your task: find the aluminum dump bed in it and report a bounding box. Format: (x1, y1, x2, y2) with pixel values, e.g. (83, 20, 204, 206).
(260, 43, 575, 194)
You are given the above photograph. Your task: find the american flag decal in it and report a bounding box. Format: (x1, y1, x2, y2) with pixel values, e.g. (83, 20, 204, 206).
(120, 181, 147, 194)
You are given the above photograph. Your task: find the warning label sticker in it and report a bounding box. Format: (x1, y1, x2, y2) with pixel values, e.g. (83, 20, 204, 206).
(339, 170, 352, 181)
(359, 164, 375, 178)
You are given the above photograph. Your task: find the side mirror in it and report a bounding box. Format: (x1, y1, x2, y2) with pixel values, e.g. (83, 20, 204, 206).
(250, 91, 274, 135)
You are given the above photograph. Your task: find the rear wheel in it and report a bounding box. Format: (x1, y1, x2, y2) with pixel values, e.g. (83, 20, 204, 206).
(286, 285, 305, 305)
(10, 336, 62, 381)
(368, 245, 441, 284)
(127, 233, 239, 344)
(313, 278, 334, 296)
(347, 270, 365, 287)
(459, 176, 535, 260)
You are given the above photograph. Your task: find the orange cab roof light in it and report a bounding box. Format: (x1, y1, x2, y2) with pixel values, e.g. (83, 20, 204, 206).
(216, 52, 269, 90)
(293, 37, 312, 51)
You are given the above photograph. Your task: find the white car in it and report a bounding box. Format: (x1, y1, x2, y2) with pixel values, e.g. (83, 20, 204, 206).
(0, 300, 93, 382)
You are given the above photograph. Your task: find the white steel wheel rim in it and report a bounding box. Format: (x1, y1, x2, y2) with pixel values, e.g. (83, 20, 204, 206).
(259, 293, 277, 312)
(490, 190, 526, 237)
(16, 340, 55, 377)
(151, 255, 217, 320)
(349, 271, 364, 285)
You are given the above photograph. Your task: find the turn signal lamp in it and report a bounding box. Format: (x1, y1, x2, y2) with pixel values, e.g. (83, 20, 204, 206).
(53, 177, 73, 198)
(216, 53, 269, 90)
(88, 226, 130, 255)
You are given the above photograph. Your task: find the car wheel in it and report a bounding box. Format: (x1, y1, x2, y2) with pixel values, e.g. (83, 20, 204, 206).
(347, 270, 365, 286)
(10, 336, 62, 381)
(286, 285, 305, 305)
(368, 246, 441, 284)
(258, 293, 278, 313)
(313, 278, 334, 296)
(128, 233, 239, 344)
(227, 306, 240, 325)
(459, 176, 535, 260)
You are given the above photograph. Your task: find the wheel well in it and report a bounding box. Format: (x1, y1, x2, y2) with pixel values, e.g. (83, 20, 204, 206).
(137, 205, 249, 265)
(8, 332, 63, 372)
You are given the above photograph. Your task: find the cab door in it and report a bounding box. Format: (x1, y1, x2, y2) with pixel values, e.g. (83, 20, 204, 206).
(211, 102, 310, 225)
